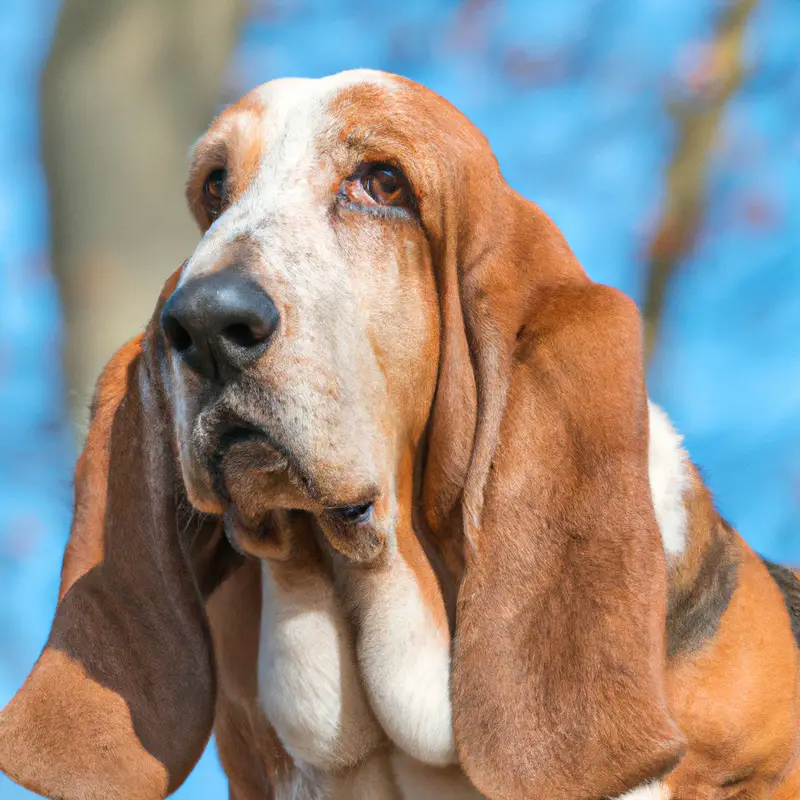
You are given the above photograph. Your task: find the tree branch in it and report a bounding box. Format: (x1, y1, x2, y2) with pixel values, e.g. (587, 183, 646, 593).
(643, 0, 758, 363)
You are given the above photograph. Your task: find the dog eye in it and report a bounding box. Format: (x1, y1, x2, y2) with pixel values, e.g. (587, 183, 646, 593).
(364, 166, 404, 206)
(203, 169, 227, 215)
(333, 502, 373, 525)
(341, 163, 414, 213)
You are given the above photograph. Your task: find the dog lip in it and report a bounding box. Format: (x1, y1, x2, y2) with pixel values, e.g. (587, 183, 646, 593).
(222, 513, 247, 556)
(221, 505, 261, 556)
(211, 420, 285, 471)
(203, 415, 382, 512)
(216, 422, 269, 453)
(208, 422, 270, 501)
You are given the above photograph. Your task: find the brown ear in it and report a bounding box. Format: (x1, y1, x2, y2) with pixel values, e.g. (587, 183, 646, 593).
(0, 277, 216, 799)
(424, 183, 684, 797)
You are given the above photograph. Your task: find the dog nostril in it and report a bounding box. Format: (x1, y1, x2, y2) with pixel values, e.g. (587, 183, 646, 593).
(163, 315, 193, 353)
(221, 323, 263, 350)
(218, 294, 280, 353)
(160, 272, 279, 380)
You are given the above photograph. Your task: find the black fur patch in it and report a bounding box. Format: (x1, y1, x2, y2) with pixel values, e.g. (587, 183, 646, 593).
(760, 557, 800, 649)
(666, 527, 740, 658)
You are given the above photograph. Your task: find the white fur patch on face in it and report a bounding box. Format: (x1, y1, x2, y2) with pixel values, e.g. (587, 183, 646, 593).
(647, 401, 690, 556)
(348, 558, 457, 767)
(257, 560, 383, 771)
(614, 781, 671, 799)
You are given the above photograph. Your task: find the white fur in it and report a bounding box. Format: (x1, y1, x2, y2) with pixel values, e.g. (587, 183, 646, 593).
(348, 559, 458, 767)
(615, 781, 671, 799)
(647, 401, 690, 556)
(257, 561, 383, 770)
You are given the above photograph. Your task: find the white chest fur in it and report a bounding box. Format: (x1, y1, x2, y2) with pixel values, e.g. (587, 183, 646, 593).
(344, 557, 457, 767)
(257, 553, 481, 798)
(257, 560, 382, 770)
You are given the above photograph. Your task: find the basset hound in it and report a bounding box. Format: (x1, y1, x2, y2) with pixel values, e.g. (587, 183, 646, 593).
(1, 70, 799, 800)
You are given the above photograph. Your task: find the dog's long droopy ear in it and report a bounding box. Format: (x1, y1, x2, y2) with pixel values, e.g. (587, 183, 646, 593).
(0, 277, 215, 799)
(429, 185, 685, 796)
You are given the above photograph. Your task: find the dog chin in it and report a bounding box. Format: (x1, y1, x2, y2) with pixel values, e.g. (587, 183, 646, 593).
(216, 436, 390, 565)
(217, 436, 316, 518)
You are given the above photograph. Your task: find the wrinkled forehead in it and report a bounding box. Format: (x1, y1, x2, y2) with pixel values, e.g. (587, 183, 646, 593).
(195, 71, 405, 171)
(191, 69, 485, 181)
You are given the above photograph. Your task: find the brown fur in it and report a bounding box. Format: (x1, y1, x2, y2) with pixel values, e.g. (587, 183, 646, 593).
(186, 99, 266, 229)
(666, 538, 800, 797)
(395, 447, 450, 635)
(450, 278, 684, 798)
(658, 465, 800, 796)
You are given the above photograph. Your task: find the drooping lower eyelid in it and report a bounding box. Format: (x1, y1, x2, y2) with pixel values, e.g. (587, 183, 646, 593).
(338, 197, 415, 223)
(337, 169, 418, 221)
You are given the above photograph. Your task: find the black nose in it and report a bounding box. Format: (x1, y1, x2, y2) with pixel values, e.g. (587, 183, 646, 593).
(161, 270, 279, 381)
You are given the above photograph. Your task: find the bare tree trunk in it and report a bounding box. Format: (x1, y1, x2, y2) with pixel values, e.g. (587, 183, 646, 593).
(42, 0, 247, 434)
(643, 0, 757, 363)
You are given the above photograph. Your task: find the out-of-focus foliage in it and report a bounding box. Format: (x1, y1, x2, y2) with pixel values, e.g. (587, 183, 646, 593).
(1, 0, 798, 796)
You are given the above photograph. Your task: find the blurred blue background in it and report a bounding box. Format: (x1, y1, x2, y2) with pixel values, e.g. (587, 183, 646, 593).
(0, 0, 798, 796)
